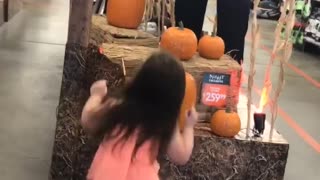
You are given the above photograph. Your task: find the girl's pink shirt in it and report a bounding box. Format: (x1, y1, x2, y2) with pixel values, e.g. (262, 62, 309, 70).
(87, 130, 160, 180)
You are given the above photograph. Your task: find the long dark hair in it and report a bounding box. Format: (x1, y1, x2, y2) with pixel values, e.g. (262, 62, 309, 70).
(95, 51, 186, 159)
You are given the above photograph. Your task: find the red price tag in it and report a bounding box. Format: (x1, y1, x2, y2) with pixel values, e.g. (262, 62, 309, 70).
(201, 84, 227, 107)
(201, 73, 231, 108)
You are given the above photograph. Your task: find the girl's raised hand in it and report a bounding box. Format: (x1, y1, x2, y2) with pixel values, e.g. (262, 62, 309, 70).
(90, 80, 108, 97)
(184, 107, 198, 128)
(167, 106, 197, 165)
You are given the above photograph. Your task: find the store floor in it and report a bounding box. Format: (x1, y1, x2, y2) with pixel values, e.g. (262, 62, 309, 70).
(0, 0, 319, 179)
(0, 0, 68, 179)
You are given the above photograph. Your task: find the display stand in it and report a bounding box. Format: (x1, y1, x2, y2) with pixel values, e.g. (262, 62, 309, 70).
(49, 1, 289, 179)
(160, 95, 289, 180)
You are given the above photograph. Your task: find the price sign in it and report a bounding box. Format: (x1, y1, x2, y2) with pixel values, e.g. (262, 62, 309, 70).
(201, 73, 231, 107)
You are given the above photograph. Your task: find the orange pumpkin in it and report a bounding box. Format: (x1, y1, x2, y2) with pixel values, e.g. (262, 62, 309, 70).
(160, 22, 198, 61)
(210, 108, 241, 137)
(178, 72, 197, 130)
(198, 34, 225, 60)
(107, 0, 146, 29)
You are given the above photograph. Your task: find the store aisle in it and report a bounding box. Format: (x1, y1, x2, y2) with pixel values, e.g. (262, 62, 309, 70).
(207, 1, 320, 180)
(246, 21, 320, 179)
(0, 0, 69, 179)
(203, 1, 320, 180)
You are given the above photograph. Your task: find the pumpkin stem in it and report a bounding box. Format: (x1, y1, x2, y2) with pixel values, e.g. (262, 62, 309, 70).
(178, 21, 184, 30)
(211, 31, 215, 37)
(225, 106, 232, 113)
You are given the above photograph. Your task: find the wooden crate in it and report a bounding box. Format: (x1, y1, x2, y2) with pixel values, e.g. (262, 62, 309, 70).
(90, 15, 159, 47)
(101, 43, 242, 114)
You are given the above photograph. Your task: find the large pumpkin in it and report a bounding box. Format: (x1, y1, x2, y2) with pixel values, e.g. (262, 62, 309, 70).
(210, 108, 241, 137)
(178, 72, 197, 130)
(198, 34, 225, 59)
(160, 22, 198, 61)
(107, 0, 146, 29)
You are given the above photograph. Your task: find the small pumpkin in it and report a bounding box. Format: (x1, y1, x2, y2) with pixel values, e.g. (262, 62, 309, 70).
(160, 22, 198, 61)
(198, 15, 225, 59)
(178, 72, 197, 130)
(198, 34, 225, 60)
(107, 0, 146, 29)
(210, 108, 241, 137)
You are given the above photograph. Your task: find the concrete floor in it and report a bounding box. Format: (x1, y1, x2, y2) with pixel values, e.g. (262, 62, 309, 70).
(0, 0, 68, 179)
(0, 0, 319, 179)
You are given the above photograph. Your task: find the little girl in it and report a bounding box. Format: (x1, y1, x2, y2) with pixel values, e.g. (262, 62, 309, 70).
(81, 52, 198, 180)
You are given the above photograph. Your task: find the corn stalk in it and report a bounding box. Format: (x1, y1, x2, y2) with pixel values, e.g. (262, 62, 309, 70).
(258, 0, 290, 121)
(269, 0, 295, 140)
(153, 0, 175, 36)
(144, 0, 155, 32)
(246, 0, 261, 138)
(169, 0, 175, 27)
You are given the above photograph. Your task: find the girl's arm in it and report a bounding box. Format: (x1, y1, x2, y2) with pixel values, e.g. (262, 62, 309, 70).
(81, 80, 118, 134)
(81, 95, 106, 134)
(166, 107, 198, 165)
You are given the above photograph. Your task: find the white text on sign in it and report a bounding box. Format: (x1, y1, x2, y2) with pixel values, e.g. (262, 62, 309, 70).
(208, 74, 227, 84)
(203, 92, 227, 102)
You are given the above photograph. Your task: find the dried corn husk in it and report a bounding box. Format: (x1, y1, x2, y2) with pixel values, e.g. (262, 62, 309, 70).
(144, 0, 155, 32)
(246, 0, 261, 138)
(169, 0, 175, 27)
(269, 0, 295, 140)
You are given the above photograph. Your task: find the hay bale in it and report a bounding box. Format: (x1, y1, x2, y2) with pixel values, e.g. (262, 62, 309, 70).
(159, 130, 289, 180)
(49, 44, 288, 180)
(159, 100, 289, 180)
(49, 44, 125, 180)
(101, 43, 242, 112)
(90, 15, 159, 47)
